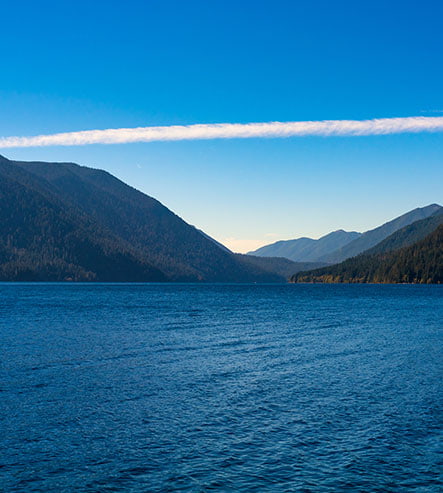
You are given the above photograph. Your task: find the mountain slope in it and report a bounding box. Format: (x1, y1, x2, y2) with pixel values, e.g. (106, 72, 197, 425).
(197, 229, 232, 253)
(0, 155, 292, 282)
(364, 210, 443, 256)
(248, 230, 361, 262)
(0, 159, 167, 281)
(291, 224, 443, 284)
(235, 254, 327, 279)
(319, 204, 442, 264)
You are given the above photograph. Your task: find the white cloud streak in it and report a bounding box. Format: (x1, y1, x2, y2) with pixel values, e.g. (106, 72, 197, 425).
(1, 116, 443, 148)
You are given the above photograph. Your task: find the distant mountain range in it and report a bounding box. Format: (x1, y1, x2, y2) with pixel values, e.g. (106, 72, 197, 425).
(249, 230, 361, 262)
(0, 154, 441, 284)
(291, 212, 443, 284)
(248, 204, 442, 263)
(318, 204, 442, 264)
(364, 210, 443, 256)
(0, 155, 312, 282)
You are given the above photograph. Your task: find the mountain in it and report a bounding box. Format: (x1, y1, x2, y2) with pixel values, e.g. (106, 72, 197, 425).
(364, 209, 443, 255)
(319, 204, 442, 264)
(0, 158, 167, 281)
(248, 230, 361, 262)
(234, 254, 327, 279)
(291, 223, 443, 284)
(248, 205, 442, 265)
(0, 155, 297, 282)
(196, 228, 232, 253)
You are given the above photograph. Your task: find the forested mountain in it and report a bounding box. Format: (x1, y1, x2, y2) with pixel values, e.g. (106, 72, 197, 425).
(291, 224, 443, 284)
(248, 230, 361, 262)
(0, 155, 297, 282)
(318, 204, 442, 264)
(0, 158, 167, 281)
(2, 154, 440, 283)
(248, 205, 442, 264)
(364, 210, 443, 255)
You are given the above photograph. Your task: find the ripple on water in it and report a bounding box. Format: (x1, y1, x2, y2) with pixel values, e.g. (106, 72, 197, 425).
(0, 283, 442, 492)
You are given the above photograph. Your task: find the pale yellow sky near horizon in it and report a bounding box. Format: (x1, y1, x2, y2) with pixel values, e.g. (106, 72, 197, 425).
(221, 237, 278, 254)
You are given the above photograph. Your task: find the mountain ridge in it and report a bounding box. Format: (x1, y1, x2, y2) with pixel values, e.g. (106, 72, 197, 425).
(0, 155, 298, 282)
(291, 223, 443, 284)
(248, 229, 361, 262)
(248, 204, 442, 264)
(1, 154, 441, 283)
(364, 209, 443, 256)
(318, 204, 442, 263)
(0, 159, 167, 282)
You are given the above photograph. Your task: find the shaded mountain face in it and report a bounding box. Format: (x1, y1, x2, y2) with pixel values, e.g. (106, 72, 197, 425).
(248, 230, 361, 262)
(0, 158, 167, 282)
(291, 223, 443, 284)
(0, 155, 296, 282)
(319, 204, 442, 264)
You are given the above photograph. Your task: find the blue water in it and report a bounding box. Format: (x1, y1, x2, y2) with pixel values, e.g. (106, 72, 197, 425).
(0, 284, 442, 492)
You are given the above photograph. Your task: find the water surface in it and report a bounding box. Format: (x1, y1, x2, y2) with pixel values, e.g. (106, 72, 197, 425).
(1, 283, 442, 491)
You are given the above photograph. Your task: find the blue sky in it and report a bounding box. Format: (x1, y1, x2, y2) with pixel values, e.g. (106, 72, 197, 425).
(2, 0, 443, 252)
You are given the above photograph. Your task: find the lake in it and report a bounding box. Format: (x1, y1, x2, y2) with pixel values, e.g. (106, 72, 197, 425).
(0, 283, 442, 491)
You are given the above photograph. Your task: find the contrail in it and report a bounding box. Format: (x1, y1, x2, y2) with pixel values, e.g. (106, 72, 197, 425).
(1, 116, 443, 148)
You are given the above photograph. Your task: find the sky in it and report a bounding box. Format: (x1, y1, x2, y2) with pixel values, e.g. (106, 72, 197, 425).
(1, 0, 443, 252)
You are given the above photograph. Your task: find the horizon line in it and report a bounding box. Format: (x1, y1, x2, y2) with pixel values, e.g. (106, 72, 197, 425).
(1, 116, 443, 148)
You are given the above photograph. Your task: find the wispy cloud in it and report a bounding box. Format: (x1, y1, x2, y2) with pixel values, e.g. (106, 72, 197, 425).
(1, 116, 443, 148)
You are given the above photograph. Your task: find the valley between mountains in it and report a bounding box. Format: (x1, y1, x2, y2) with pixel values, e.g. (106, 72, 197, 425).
(0, 155, 441, 283)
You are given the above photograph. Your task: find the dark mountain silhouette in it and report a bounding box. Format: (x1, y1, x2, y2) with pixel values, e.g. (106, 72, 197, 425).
(0, 155, 297, 282)
(319, 204, 442, 264)
(248, 230, 361, 262)
(0, 158, 166, 281)
(291, 222, 443, 284)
